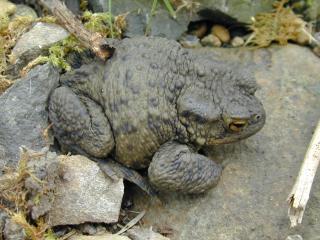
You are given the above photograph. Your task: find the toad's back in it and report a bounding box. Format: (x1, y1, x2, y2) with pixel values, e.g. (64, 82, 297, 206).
(100, 37, 190, 168)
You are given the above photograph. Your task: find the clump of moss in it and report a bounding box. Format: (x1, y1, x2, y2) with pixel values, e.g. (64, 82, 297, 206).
(0, 14, 59, 93)
(82, 10, 126, 38)
(0, 77, 12, 93)
(246, 0, 313, 47)
(1, 4, 127, 81)
(28, 10, 127, 72)
(80, 0, 89, 11)
(46, 35, 86, 71)
(170, 0, 200, 14)
(0, 15, 34, 93)
(0, 148, 59, 240)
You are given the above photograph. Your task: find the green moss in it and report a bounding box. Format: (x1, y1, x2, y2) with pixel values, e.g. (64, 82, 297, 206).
(80, 0, 89, 11)
(43, 10, 126, 71)
(0, 14, 34, 91)
(1, 5, 126, 76)
(82, 10, 125, 38)
(44, 229, 58, 240)
(47, 35, 85, 71)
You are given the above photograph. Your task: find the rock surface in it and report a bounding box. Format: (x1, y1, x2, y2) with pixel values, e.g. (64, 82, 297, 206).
(11, 4, 37, 19)
(305, 0, 320, 22)
(64, 0, 80, 14)
(0, 0, 16, 16)
(10, 22, 69, 72)
(3, 218, 26, 240)
(179, 34, 201, 48)
(0, 64, 59, 172)
(127, 227, 170, 240)
(200, 34, 222, 47)
(69, 233, 131, 240)
(286, 235, 303, 240)
(132, 45, 320, 239)
(199, 0, 273, 23)
(48, 155, 124, 226)
(89, 0, 275, 40)
(89, 0, 190, 39)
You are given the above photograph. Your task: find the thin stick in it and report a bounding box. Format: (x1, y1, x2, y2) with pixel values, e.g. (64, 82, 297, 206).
(287, 120, 320, 227)
(115, 210, 146, 235)
(37, 0, 118, 60)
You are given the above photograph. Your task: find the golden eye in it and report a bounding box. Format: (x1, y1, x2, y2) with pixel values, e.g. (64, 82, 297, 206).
(228, 119, 248, 132)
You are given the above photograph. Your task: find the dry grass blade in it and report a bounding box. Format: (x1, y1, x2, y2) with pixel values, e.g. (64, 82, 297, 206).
(0, 147, 57, 240)
(246, 0, 313, 47)
(0, 78, 12, 93)
(116, 210, 146, 235)
(20, 56, 49, 77)
(0, 172, 19, 192)
(58, 229, 77, 240)
(12, 213, 43, 240)
(287, 120, 320, 227)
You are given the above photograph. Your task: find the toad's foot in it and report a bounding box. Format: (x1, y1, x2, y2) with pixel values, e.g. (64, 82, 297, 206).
(148, 141, 222, 194)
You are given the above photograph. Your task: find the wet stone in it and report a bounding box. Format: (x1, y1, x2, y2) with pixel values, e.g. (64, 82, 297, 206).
(132, 44, 320, 240)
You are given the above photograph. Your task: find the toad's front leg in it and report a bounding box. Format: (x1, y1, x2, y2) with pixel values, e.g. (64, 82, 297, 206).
(148, 141, 222, 194)
(48, 86, 115, 158)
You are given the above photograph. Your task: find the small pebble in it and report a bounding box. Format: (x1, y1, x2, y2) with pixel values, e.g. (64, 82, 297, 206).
(313, 46, 320, 57)
(314, 32, 320, 42)
(0, 0, 16, 16)
(211, 24, 230, 43)
(4, 218, 26, 240)
(286, 234, 303, 240)
(79, 223, 97, 235)
(190, 23, 208, 39)
(296, 31, 311, 45)
(231, 36, 245, 47)
(179, 34, 201, 48)
(201, 34, 222, 47)
(96, 225, 107, 234)
(11, 4, 38, 20)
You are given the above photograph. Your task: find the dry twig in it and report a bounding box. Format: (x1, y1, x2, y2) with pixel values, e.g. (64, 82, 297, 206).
(116, 210, 146, 235)
(287, 120, 320, 227)
(37, 0, 117, 60)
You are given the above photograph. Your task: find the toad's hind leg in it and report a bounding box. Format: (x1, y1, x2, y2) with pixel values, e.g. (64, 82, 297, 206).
(48, 86, 115, 158)
(148, 142, 222, 194)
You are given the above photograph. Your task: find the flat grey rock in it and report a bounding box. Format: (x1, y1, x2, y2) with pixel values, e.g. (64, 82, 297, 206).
(127, 227, 170, 240)
(89, 0, 275, 40)
(132, 45, 320, 239)
(10, 22, 69, 73)
(68, 233, 130, 240)
(48, 155, 124, 226)
(89, 0, 190, 40)
(198, 0, 273, 24)
(3, 218, 25, 240)
(11, 22, 69, 61)
(0, 64, 59, 172)
(11, 4, 38, 19)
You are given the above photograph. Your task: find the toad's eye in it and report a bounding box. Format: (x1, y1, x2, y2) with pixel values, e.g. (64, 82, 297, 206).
(224, 117, 248, 132)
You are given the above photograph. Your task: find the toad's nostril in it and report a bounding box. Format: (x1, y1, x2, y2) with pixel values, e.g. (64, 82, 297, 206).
(252, 114, 262, 123)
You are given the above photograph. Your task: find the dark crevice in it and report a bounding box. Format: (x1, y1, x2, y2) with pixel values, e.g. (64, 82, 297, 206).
(187, 9, 250, 38)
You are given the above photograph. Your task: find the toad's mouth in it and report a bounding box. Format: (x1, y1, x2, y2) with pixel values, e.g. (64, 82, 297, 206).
(228, 119, 248, 132)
